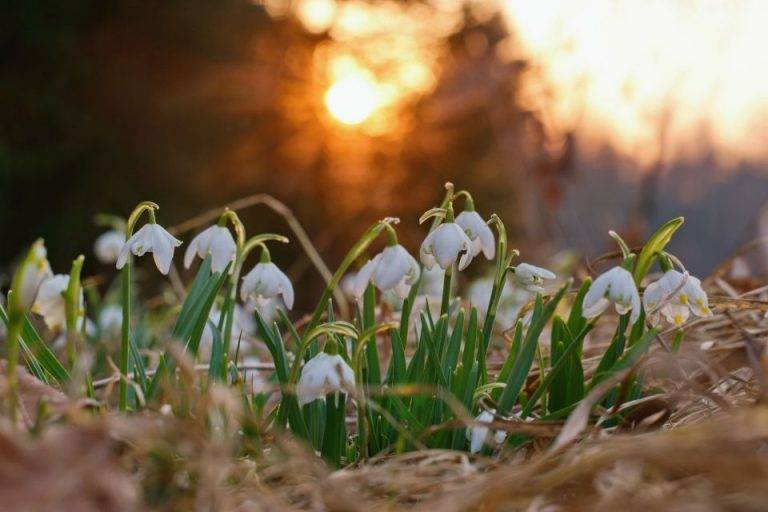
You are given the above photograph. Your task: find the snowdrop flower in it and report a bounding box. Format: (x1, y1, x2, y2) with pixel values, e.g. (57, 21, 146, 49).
(455, 209, 495, 259)
(94, 230, 125, 264)
(15, 240, 53, 311)
(420, 222, 473, 271)
(353, 244, 420, 299)
(297, 352, 356, 406)
(184, 224, 236, 273)
(98, 305, 123, 337)
(340, 272, 358, 299)
(420, 265, 446, 296)
(511, 263, 557, 292)
(116, 223, 182, 275)
(467, 410, 507, 454)
(582, 266, 641, 324)
(643, 269, 712, 327)
(32, 274, 83, 331)
(241, 261, 294, 310)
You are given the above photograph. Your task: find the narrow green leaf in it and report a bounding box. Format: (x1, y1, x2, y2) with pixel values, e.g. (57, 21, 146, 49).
(496, 283, 569, 416)
(0, 305, 70, 384)
(634, 217, 684, 284)
(387, 328, 407, 385)
(492, 321, 523, 401)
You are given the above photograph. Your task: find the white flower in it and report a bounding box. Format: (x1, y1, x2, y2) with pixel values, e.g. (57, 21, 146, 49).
(582, 266, 641, 324)
(240, 262, 294, 310)
(116, 223, 182, 275)
(340, 272, 358, 299)
(98, 305, 123, 337)
(420, 265, 446, 296)
(352, 244, 420, 299)
(94, 230, 125, 264)
(32, 274, 83, 331)
(183, 225, 236, 273)
(15, 241, 53, 310)
(467, 410, 507, 454)
(419, 222, 474, 271)
(643, 269, 712, 327)
(297, 352, 356, 406)
(455, 210, 495, 259)
(511, 263, 557, 292)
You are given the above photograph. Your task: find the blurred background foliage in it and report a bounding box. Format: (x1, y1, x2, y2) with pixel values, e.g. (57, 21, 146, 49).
(2, 0, 768, 305)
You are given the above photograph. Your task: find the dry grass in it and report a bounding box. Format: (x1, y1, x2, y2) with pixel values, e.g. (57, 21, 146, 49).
(2, 265, 768, 511)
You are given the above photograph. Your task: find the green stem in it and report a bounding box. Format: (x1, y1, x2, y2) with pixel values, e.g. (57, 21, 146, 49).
(440, 266, 453, 316)
(119, 261, 131, 411)
(65, 255, 84, 369)
(220, 252, 245, 373)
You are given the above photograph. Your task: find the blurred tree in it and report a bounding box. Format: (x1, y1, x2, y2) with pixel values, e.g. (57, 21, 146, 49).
(1, 0, 557, 306)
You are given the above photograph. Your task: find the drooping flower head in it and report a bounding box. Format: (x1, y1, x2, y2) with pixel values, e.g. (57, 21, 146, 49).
(419, 203, 474, 271)
(467, 410, 507, 454)
(297, 352, 356, 406)
(117, 222, 182, 275)
(32, 274, 83, 331)
(94, 230, 126, 264)
(184, 224, 237, 273)
(12, 239, 53, 312)
(511, 263, 557, 292)
(240, 257, 294, 311)
(353, 225, 420, 299)
(454, 194, 495, 260)
(582, 266, 641, 324)
(643, 269, 712, 327)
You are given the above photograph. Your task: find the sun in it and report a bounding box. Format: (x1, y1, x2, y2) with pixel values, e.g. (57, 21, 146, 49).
(324, 75, 380, 126)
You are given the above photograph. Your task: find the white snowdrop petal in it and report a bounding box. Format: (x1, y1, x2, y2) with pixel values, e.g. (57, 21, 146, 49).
(477, 223, 496, 259)
(582, 272, 611, 314)
(375, 247, 412, 291)
(432, 225, 462, 269)
(353, 257, 378, 299)
(150, 226, 174, 275)
(279, 272, 295, 310)
(183, 234, 201, 269)
(209, 228, 236, 273)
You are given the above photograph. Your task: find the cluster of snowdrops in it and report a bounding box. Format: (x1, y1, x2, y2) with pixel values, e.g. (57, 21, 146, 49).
(1, 184, 712, 461)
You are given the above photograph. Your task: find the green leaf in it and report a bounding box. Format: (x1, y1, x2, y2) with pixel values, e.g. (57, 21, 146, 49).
(207, 320, 225, 382)
(129, 333, 148, 395)
(524, 321, 592, 417)
(633, 217, 684, 284)
(254, 309, 309, 439)
(183, 268, 230, 357)
(387, 328, 407, 385)
(590, 314, 630, 389)
(492, 321, 522, 402)
(496, 283, 569, 416)
(441, 309, 464, 383)
(0, 304, 70, 385)
(362, 285, 381, 385)
(171, 256, 213, 339)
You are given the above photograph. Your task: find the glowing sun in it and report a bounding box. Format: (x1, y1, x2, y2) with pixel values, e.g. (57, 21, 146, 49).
(324, 75, 380, 126)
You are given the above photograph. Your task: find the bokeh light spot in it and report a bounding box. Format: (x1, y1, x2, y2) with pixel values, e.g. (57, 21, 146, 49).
(324, 75, 380, 125)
